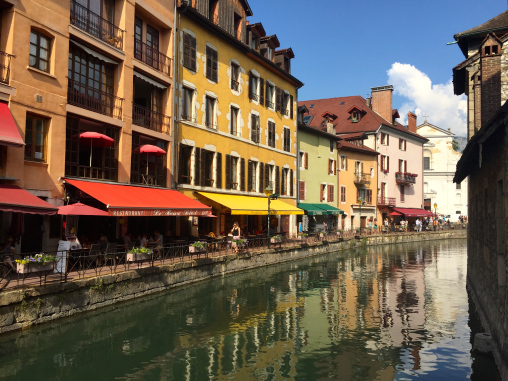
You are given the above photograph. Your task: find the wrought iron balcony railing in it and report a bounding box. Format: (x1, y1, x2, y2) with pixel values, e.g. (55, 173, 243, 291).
(377, 196, 396, 206)
(249, 92, 259, 101)
(354, 172, 371, 186)
(0, 51, 13, 85)
(134, 39, 171, 76)
(395, 172, 417, 185)
(132, 103, 171, 134)
(68, 78, 123, 119)
(231, 79, 239, 91)
(70, 0, 124, 50)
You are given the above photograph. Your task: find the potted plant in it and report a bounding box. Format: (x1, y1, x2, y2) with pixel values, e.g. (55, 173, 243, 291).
(297, 233, 308, 240)
(232, 238, 246, 249)
(189, 241, 207, 253)
(16, 254, 58, 274)
(126, 247, 153, 262)
(270, 235, 283, 243)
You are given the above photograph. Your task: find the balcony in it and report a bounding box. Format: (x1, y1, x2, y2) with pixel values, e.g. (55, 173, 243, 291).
(395, 172, 417, 185)
(134, 39, 171, 76)
(65, 163, 117, 182)
(70, 1, 124, 50)
(132, 103, 171, 134)
(68, 78, 124, 119)
(354, 172, 371, 186)
(0, 51, 13, 85)
(377, 197, 396, 206)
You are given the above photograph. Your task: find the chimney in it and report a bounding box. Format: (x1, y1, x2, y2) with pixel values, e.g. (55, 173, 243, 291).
(371, 85, 393, 123)
(480, 34, 502, 130)
(407, 112, 417, 133)
(366, 96, 372, 109)
(326, 122, 334, 134)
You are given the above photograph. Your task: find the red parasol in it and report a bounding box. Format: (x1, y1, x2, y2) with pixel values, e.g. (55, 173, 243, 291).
(134, 144, 167, 177)
(389, 211, 402, 216)
(79, 132, 115, 167)
(58, 202, 109, 216)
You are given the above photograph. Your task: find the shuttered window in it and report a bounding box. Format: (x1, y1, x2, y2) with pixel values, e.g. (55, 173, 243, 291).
(183, 32, 196, 71)
(327, 185, 334, 202)
(251, 114, 260, 143)
(283, 128, 291, 152)
(194, 147, 201, 186)
(275, 87, 281, 112)
(289, 94, 293, 119)
(216, 152, 222, 189)
(268, 121, 276, 147)
(240, 158, 245, 191)
(247, 160, 257, 192)
(320, 184, 326, 201)
(259, 78, 264, 106)
(340, 186, 346, 202)
(258, 162, 264, 193)
(275, 166, 280, 195)
(299, 180, 305, 200)
(290, 169, 293, 196)
(304, 152, 308, 169)
(205, 46, 218, 82)
(366, 189, 372, 204)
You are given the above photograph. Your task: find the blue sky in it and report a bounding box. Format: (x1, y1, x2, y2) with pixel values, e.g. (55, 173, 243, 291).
(248, 0, 507, 136)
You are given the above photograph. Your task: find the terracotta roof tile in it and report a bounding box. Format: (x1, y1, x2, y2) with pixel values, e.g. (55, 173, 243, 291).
(455, 10, 508, 38)
(299, 96, 426, 141)
(338, 140, 379, 155)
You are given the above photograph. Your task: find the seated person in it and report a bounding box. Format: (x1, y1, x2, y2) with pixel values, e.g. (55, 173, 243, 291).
(2, 237, 16, 270)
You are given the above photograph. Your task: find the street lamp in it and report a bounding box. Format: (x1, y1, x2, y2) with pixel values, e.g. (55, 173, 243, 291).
(265, 184, 279, 249)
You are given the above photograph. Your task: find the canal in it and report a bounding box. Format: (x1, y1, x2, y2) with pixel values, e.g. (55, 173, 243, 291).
(0, 239, 500, 380)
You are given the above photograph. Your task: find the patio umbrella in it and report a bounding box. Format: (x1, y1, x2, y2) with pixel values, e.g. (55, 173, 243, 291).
(389, 211, 402, 216)
(58, 202, 109, 216)
(133, 144, 166, 176)
(79, 132, 114, 167)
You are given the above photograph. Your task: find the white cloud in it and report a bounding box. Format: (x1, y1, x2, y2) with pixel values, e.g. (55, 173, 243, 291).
(387, 63, 467, 136)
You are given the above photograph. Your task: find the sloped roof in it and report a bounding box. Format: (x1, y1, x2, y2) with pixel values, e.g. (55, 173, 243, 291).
(298, 96, 426, 141)
(338, 139, 379, 155)
(455, 10, 508, 38)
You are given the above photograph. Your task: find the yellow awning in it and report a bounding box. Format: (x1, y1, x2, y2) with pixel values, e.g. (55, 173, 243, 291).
(197, 192, 304, 215)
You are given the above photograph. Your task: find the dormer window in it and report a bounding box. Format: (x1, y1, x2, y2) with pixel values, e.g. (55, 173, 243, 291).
(352, 112, 360, 122)
(251, 35, 259, 50)
(234, 13, 242, 40)
(481, 34, 502, 57)
(209, 0, 218, 24)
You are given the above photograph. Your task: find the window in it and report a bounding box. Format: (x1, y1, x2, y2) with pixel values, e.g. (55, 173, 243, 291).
(320, 184, 327, 201)
(230, 106, 239, 136)
(283, 127, 290, 152)
(268, 121, 276, 147)
(205, 96, 216, 128)
(400, 184, 405, 202)
(226, 155, 239, 189)
(266, 83, 275, 109)
(299, 152, 304, 169)
(328, 159, 336, 175)
(330, 140, 334, 153)
(327, 185, 334, 202)
(370, 167, 374, 177)
(205, 46, 218, 82)
(183, 32, 197, 71)
(352, 111, 360, 122)
(266, 164, 274, 189)
(299, 180, 305, 200)
(366, 189, 373, 204)
(456, 183, 461, 190)
(381, 155, 389, 172)
(29, 30, 51, 72)
(399, 138, 407, 151)
(380, 182, 387, 199)
(381, 132, 389, 145)
(281, 168, 289, 195)
(398, 159, 407, 173)
(182, 87, 194, 121)
(282, 93, 289, 116)
(248, 160, 257, 191)
(131, 132, 166, 186)
(251, 114, 260, 143)
(423, 156, 430, 170)
(209, 0, 218, 23)
(249, 72, 259, 101)
(25, 114, 47, 161)
(300, 151, 308, 169)
(339, 155, 347, 171)
(355, 160, 363, 176)
(203, 150, 214, 187)
(340, 186, 346, 203)
(424, 182, 429, 193)
(146, 24, 160, 68)
(234, 13, 242, 40)
(251, 35, 259, 51)
(231, 63, 239, 91)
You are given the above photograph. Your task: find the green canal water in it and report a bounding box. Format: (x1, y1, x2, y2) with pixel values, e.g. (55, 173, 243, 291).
(0, 239, 500, 380)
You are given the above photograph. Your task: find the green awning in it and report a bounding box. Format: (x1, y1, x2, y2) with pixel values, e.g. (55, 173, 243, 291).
(297, 203, 327, 216)
(314, 204, 344, 215)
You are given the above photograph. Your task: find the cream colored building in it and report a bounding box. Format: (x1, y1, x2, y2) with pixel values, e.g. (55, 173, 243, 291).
(0, 0, 176, 252)
(417, 120, 468, 217)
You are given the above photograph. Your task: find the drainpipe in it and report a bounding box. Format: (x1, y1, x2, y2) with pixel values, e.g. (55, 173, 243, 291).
(171, 0, 182, 189)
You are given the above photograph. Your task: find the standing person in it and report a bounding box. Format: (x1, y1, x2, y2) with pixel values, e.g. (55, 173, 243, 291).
(140, 233, 148, 248)
(230, 222, 241, 239)
(390, 218, 395, 232)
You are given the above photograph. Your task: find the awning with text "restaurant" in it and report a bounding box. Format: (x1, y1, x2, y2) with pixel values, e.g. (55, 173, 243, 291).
(0, 185, 58, 215)
(0, 102, 24, 147)
(63, 178, 212, 217)
(198, 192, 304, 215)
(392, 207, 434, 217)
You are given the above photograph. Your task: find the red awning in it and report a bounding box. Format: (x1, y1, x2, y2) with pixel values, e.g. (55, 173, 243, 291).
(58, 202, 110, 216)
(0, 185, 58, 215)
(393, 208, 434, 217)
(0, 102, 24, 147)
(63, 178, 212, 217)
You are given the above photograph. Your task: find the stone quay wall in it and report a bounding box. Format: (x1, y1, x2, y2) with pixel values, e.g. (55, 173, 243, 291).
(0, 230, 466, 335)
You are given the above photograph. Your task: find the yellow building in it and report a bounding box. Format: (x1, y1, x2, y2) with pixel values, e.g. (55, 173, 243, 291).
(336, 135, 379, 230)
(174, 1, 304, 237)
(0, 0, 193, 252)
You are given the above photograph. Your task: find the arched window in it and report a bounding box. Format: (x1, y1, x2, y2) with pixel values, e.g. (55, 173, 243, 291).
(424, 182, 429, 193)
(455, 193, 461, 204)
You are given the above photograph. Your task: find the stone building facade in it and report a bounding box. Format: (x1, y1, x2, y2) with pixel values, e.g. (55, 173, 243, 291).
(453, 10, 508, 379)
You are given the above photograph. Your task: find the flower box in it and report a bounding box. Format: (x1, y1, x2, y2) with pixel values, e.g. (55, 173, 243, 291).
(270, 237, 282, 243)
(126, 253, 151, 262)
(17, 262, 54, 274)
(189, 245, 206, 253)
(232, 240, 246, 248)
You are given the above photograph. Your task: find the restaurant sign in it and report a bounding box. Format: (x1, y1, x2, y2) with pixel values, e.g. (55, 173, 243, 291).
(109, 209, 212, 217)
